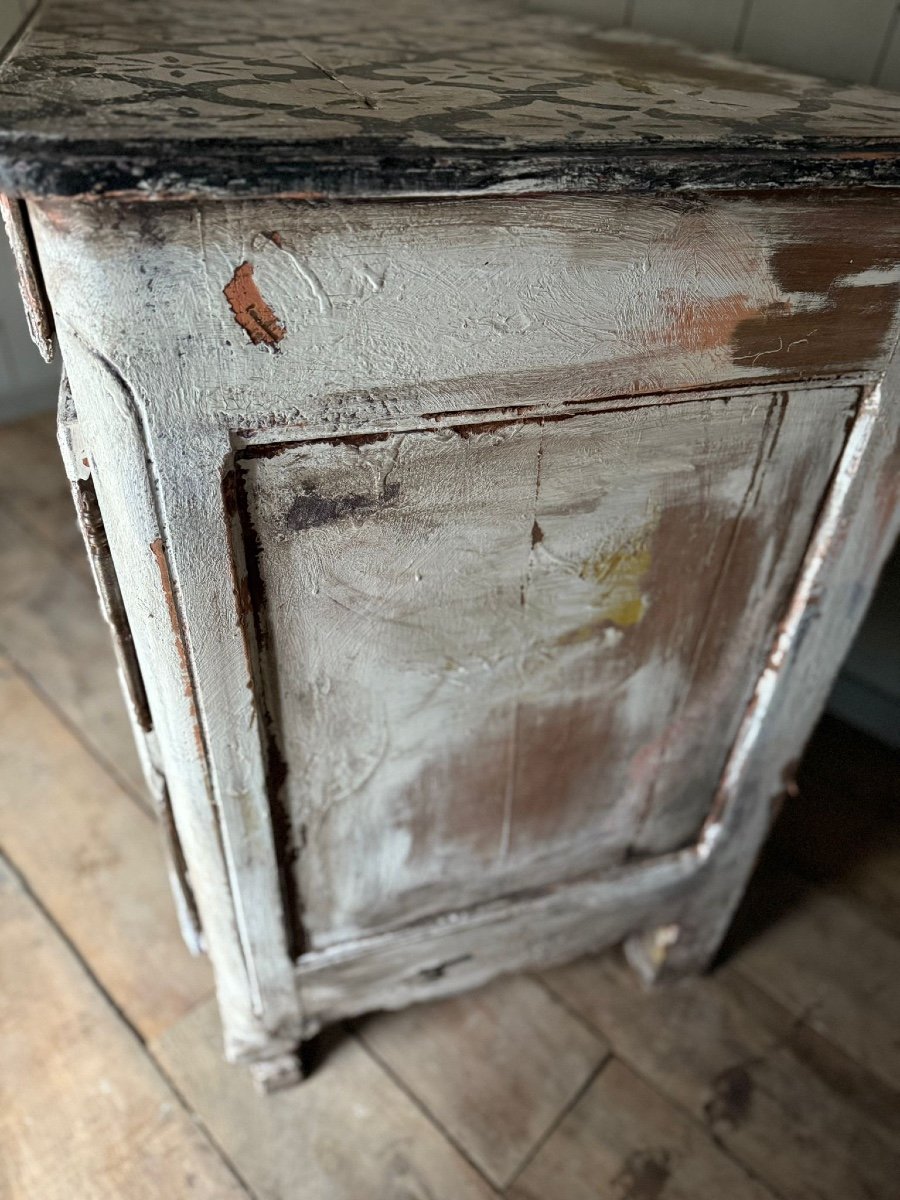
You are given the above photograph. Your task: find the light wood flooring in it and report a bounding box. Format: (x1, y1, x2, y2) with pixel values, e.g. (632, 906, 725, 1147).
(1, 412, 899, 1200)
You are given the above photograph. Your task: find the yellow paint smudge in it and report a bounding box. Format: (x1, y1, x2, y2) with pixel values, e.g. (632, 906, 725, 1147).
(579, 531, 653, 629)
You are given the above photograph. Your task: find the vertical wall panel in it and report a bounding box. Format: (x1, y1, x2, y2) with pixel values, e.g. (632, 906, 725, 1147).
(2, 0, 36, 47)
(739, 0, 897, 83)
(526, 0, 630, 23)
(630, 0, 747, 51)
(0, 8, 22, 52)
(0, 229, 59, 423)
(876, 8, 900, 88)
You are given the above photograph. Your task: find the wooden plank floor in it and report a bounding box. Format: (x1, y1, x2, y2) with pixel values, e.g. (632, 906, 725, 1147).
(1, 412, 898, 1200)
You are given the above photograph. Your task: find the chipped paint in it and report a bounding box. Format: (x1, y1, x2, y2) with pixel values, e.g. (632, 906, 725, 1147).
(26, 138, 900, 1077)
(223, 260, 286, 347)
(0, 195, 54, 360)
(150, 536, 205, 756)
(234, 387, 857, 948)
(732, 232, 900, 373)
(283, 480, 400, 532)
(660, 291, 757, 357)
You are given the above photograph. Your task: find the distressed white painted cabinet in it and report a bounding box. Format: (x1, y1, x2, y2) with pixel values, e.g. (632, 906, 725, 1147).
(2, 0, 899, 1086)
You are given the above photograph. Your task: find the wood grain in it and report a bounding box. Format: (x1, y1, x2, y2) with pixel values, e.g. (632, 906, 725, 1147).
(0, 657, 212, 1039)
(542, 953, 900, 1200)
(357, 973, 609, 1187)
(0, 507, 144, 796)
(509, 1057, 774, 1200)
(731, 867, 900, 1092)
(152, 997, 496, 1200)
(0, 857, 244, 1200)
(0, 195, 52, 359)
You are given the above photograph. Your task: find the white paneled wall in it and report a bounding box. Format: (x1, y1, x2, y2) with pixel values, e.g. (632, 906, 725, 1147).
(0, 224, 59, 423)
(0, 0, 32, 50)
(630, 0, 747, 53)
(0, 0, 57, 423)
(532, 0, 900, 86)
(881, 15, 900, 88)
(741, 0, 898, 84)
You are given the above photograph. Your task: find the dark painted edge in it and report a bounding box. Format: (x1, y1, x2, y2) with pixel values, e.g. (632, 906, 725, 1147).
(3, 134, 900, 199)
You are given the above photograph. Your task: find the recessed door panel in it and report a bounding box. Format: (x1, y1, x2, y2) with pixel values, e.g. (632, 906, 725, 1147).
(240, 386, 855, 949)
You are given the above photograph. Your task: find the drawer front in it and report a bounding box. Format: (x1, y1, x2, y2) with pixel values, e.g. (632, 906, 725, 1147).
(239, 383, 855, 950)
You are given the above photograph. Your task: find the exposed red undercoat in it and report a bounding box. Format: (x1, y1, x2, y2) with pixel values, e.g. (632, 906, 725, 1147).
(223, 260, 286, 347)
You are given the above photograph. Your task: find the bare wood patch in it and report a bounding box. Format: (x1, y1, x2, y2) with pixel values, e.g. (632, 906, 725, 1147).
(240, 387, 854, 950)
(223, 260, 285, 347)
(284, 478, 400, 532)
(28, 193, 900, 447)
(0, 194, 53, 360)
(149, 536, 204, 757)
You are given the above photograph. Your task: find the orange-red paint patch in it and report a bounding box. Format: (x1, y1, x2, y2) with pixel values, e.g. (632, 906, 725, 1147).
(224, 261, 286, 347)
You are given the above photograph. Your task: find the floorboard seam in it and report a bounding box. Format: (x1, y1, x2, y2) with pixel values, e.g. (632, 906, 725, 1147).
(0, 848, 259, 1200)
(351, 1021, 506, 1194)
(537, 973, 787, 1200)
(502, 1052, 613, 1193)
(0, 649, 154, 818)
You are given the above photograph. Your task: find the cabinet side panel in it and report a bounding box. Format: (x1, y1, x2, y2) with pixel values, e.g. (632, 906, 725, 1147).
(242, 385, 855, 949)
(29, 191, 900, 439)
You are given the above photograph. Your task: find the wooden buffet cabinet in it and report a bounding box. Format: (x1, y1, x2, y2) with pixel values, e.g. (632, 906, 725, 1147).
(2, 0, 899, 1087)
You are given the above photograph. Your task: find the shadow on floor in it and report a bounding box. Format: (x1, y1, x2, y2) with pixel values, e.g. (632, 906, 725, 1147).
(719, 713, 900, 963)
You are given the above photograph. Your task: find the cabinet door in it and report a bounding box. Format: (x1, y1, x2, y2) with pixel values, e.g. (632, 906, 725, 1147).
(239, 385, 855, 950)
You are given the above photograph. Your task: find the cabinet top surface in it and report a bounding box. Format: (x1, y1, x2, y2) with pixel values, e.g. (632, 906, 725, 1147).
(3, 0, 900, 200)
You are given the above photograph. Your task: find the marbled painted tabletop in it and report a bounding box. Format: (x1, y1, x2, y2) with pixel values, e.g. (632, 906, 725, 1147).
(2, 0, 900, 197)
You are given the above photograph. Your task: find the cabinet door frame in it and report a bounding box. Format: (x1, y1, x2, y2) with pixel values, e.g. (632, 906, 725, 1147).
(234, 385, 854, 950)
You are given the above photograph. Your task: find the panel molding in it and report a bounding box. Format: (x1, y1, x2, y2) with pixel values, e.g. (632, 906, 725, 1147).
(225, 380, 860, 1005)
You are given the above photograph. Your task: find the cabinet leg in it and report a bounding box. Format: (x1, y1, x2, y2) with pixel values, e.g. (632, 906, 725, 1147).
(624, 918, 721, 985)
(249, 1049, 305, 1093)
(625, 803, 771, 985)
